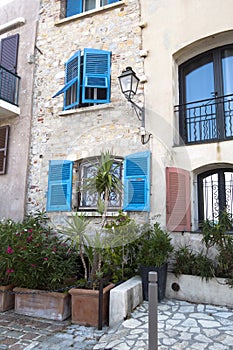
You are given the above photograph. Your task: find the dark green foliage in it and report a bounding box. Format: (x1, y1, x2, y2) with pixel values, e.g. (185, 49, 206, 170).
(173, 210, 233, 286)
(137, 223, 173, 267)
(0, 212, 78, 290)
(172, 245, 215, 280)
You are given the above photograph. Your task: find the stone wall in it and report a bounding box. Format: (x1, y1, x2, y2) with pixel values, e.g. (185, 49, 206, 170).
(26, 0, 148, 228)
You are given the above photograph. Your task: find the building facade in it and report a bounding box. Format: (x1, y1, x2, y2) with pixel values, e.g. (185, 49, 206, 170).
(26, 0, 149, 229)
(0, 0, 40, 221)
(25, 0, 233, 243)
(141, 0, 233, 245)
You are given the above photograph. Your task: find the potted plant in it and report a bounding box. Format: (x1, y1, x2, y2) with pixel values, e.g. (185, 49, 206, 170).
(65, 151, 122, 327)
(137, 222, 173, 301)
(1, 212, 78, 320)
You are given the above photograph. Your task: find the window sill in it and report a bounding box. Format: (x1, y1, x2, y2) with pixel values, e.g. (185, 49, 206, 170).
(67, 211, 120, 218)
(55, 1, 127, 26)
(58, 103, 114, 117)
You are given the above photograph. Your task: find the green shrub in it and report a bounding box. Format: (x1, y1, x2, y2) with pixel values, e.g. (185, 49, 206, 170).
(0, 212, 78, 290)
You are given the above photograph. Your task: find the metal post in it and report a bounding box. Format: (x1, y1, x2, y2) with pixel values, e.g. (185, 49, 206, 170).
(148, 271, 158, 350)
(98, 279, 103, 330)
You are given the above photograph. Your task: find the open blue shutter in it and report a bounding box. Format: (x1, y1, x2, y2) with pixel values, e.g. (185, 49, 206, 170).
(66, 0, 82, 17)
(123, 151, 151, 212)
(82, 48, 111, 103)
(64, 51, 81, 109)
(52, 51, 81, 110)
(47, 160, 73, 212)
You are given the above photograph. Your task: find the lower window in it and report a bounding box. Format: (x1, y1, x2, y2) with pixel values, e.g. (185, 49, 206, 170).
(198, 169, 233, 223)
(75, 157, 122, 210)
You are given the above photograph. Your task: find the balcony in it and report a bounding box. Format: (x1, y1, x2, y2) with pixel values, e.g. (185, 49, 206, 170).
(0, 65, 20, 119)
(175, 94, 233, 144)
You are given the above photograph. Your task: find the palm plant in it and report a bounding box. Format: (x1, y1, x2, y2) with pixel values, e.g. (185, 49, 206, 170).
(64, 150, 123, 286)
(85, 150, 122, 227)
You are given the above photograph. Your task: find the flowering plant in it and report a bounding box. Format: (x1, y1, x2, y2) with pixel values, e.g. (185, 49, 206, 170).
(0, 212, 78, 290)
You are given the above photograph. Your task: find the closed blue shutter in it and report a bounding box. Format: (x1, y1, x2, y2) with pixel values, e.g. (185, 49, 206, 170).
(66, 0, 83, 17)
(52, 51, 81, 110)
(82, 48, 111, 103)
(123, 151, 151, 212)
(47, 160, 73, 212)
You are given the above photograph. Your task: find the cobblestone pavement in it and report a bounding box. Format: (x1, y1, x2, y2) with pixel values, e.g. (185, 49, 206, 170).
(1, 299, 233, 349)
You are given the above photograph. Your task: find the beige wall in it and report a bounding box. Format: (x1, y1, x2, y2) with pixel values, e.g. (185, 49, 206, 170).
(0, 0, 40, 221)
(141, 0, 233, 229)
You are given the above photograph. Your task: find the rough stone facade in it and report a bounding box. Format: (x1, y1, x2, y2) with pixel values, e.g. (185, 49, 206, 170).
(26, 0, 148, 228)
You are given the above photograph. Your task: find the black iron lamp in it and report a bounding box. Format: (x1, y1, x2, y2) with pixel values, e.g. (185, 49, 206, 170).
(118, 66, 152, 144)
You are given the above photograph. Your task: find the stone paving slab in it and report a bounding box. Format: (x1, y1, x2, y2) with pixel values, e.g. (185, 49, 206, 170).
(1, 299, 233, 349)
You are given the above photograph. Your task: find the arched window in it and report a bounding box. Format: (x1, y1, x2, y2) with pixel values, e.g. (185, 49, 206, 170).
(198, 168, 233, 223)
(176, 45, 233, 144)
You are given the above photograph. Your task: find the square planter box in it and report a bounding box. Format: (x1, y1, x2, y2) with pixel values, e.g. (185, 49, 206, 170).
(13, 287, 71, 321)
(69, 284, 114, 327)
(0, 285, 14, 312)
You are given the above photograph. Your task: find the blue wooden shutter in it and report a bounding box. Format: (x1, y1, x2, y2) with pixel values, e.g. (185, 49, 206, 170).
(108, 0, 119, 4)
(52, 51, 81, 110)
(82, 48, 111, 103)
(47, 160, 73, 212)
(123, 151, 151, 212)
(0, 125, 9, 175)
(66, 0, 82, 17)
(0, 34, 19, 73)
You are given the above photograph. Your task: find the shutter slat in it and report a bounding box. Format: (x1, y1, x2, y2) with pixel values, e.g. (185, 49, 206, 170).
(0, 125, 9, 175)
(166, 167, 191, 232)
(0, 34, 19, 73)
(123, 151, 151, 212)
(47, 160, 73, 211)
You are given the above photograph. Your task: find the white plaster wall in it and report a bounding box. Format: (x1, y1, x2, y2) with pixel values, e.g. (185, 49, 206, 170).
(0, 0, 40, 221)
(141, 0, 233, 229)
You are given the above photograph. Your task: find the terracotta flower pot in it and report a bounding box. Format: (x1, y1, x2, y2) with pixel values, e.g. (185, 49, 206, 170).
(0, 285, 14, 312)
(69, 284, 114, 327)
(13, 287, 71, 321)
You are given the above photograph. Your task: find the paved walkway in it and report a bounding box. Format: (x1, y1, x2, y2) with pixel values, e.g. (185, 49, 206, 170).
(0, 299, 233, 349)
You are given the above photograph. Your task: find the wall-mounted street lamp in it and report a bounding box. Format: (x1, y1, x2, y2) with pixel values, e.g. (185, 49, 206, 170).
(118, 66, 152, 144)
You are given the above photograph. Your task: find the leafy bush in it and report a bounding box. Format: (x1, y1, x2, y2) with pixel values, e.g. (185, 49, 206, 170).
(172, 245, 215, 280)
(137, 222, 173, 267)
(0, 212, 78, 290)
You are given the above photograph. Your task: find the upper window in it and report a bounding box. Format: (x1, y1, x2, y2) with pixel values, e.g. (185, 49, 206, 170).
(176, 45, 233, 144)
(64, 0, 121, 18)
(53, 48, 111, 110)
(0, 34, 20, 106)
(198, 169, 233, 224)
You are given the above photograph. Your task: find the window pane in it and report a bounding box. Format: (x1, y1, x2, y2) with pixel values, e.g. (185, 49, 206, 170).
(184, 59, 216, 142)
(225, 171, 233, 219)
(84, 0, 96, 11)
(222, 49, 233, 137)
(202, 173, 219, 222)
(101, 0, 108, 5)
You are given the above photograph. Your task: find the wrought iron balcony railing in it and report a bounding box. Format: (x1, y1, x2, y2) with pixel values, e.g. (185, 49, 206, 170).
(0, 65, 20, 106)
(175, 94, 233, 144)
